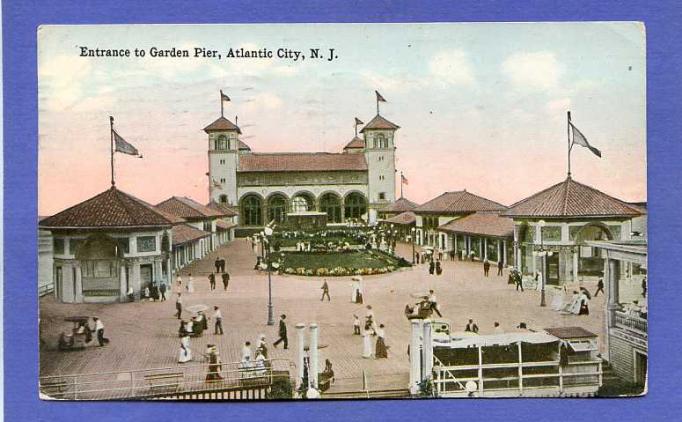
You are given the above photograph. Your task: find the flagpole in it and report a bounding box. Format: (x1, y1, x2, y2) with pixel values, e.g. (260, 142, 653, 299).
(110, 116, 115, 186)
(376, 97, 380, 115)
(567, 111, 572, 178)
(220, 92, 224, 118)
(354, 120, 358, 137)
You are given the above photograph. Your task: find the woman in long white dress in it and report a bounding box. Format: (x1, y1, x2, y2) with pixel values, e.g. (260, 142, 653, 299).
(350, 280, 359, 302)
(550, 287, 566, 311)
(362, 322, 373, 359)
(178, 335, 192, 363)
(186, 274, 194, 293)
(568, 291, 582, 314)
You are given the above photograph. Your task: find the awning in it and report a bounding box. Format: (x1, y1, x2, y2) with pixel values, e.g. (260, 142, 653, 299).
(442, 332, 559, 349)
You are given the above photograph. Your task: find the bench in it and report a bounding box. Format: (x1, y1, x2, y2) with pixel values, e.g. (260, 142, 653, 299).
(144, 372, 184, 394)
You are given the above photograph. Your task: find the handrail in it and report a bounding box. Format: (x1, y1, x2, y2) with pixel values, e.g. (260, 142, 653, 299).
(433, 355, 465, 390)
(40, 359, 294, 400)
(40, 358, 292, 380)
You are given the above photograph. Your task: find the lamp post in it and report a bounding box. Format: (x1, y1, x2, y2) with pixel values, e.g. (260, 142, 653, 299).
(263, 227, 275, 326)
(535, 220, 551, 307)
(411, 227, 416, 264)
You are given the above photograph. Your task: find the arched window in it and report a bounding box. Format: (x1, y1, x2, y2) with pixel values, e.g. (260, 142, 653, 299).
(319, 193, 342, 223)
(291, 196, 309, 213)
(376, 133, 386, 148)
(344, 192, 367, 220)
(216, 135, 228, 150)
(241, 195, 262, 226)
(267, 194, 287, 224)
(219, 194, 228, 204)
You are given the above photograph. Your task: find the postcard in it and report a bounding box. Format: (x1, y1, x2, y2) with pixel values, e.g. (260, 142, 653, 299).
(37, 22, 646, 400)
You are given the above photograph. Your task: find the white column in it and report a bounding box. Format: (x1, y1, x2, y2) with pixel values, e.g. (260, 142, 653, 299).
(503, 240, 508, 266)
(119, 265, 127, 300)
(607, 258, 620, 328)
(131, 262, 141, 301)
(573, 250, 579, 283)
(409, 319, 422, 395)
(74, 265, 83, 303)
(309, 323, 319, 390)
(422, 320, 433, 381)
(296, 323, 306, 391)
(483, 238, 488, 260)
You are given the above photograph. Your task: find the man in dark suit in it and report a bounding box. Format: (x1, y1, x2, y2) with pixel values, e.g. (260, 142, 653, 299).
(497, 260, 504, 276)
(214, 258, 221, 274)
(465, 319, 479, 333)
(222, 272, 230, 290)
(273, 314, 288, 349)
(208, 272, 216, 291)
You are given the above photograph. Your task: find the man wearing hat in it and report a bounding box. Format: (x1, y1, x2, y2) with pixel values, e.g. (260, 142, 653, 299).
(273, 314, 288, 349)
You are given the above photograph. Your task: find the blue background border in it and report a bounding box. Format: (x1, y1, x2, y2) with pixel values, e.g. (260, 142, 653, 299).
(4, 1, 681, 420)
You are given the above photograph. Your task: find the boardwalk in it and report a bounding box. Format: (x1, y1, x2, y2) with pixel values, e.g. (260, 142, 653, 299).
(40, 239, 620, 394)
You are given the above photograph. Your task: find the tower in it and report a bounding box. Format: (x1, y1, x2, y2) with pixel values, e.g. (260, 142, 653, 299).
(361, 114, 399, 210)
(204, 115, 250, 206)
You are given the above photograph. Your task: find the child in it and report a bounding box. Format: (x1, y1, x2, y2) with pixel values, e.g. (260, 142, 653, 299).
(353, 314, 361, 335)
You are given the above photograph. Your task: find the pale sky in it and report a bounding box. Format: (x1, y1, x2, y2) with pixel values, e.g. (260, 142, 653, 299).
(38, 23, 646, 215)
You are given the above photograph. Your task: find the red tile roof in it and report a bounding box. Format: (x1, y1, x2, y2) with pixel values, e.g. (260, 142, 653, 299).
(437, 212, 514, 238)
(544, 326, 597, 339)
(206, 201, 239, 217)
(414, 190, 507, 214)
(216, 219, 237, 230)
(504, 177, 643, 218)
(343, 136, 365, 150)
(383, 211, 416, 225)
(152, 206, 186, 224)
(172, 223, 210, 246)
(203, 116, 242, 134)
(236, 139, 252, 151)
(156, 197, 223, 219)
(360, 115, 400, 132)
(238, 153, 368, 172)
(39, 187, 175, 229)
(383, 197, 419, 213)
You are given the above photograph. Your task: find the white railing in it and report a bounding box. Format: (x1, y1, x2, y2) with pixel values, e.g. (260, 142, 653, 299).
(38, 283, 55, 297)
(432, 359, 602, 396)
(614, 310, 647, 335)
(40, 359, 294, 400)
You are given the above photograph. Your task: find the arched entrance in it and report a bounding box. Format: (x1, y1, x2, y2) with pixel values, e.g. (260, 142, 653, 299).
(575, 223, 613, 278)
(241, 194, 263, 226)
(267, 194, 288, 224)
(319, 193, 342, 223)
(75, 234, 124, 299)
(344, 192, 367, 221)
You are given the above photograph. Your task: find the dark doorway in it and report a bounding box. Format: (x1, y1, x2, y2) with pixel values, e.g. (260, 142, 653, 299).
(547, 254, 560, 285)
(140, 264, 153, 288)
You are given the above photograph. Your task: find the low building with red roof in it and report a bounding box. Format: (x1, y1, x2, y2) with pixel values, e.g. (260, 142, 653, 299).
(156, 196, 238, 260)
(503, 176, 644, 284)
(412, 190, 509, 261)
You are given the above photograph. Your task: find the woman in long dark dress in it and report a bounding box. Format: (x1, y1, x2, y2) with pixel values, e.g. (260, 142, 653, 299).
(205, 345, 223, 381)
(375, 324, 388, 359)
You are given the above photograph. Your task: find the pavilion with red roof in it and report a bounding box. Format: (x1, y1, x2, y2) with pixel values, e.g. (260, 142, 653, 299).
(39, 186, 178, 303)
(503, 176, 643, 284)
